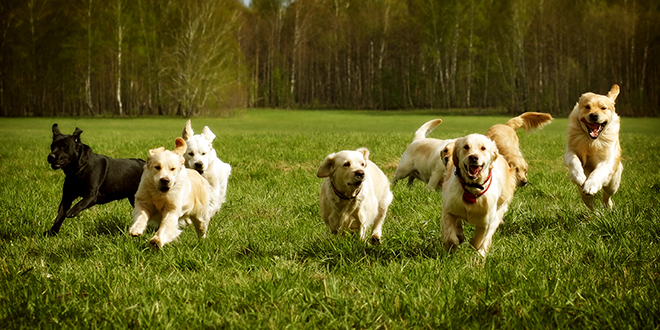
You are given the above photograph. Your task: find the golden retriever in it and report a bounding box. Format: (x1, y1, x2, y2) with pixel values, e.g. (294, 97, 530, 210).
(392, 119, 457, 190)
(485, 112, 553, 187)
(442, 134, 516, 256)
(317, 148, 393, 244)
(129, 138, 212, 248)
(564, 84, 622, 209)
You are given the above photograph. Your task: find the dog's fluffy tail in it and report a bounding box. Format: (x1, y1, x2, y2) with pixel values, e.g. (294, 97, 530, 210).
(413, 119, 443, 142)
(505, 112, 553, 133)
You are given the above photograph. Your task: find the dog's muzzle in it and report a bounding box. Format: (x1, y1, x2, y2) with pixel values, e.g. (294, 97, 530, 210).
(194, 163, 204, 174)
(47, 154, 62, 169)
(159, 178, 171, 192)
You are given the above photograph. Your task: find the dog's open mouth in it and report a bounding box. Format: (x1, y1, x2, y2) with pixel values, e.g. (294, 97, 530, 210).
(159, 186, 170, 192)
(581, 118, 606, 139)
(195, 169, 204, 175)
(464, 164, 483, 180)
(50, 163, 62, 170)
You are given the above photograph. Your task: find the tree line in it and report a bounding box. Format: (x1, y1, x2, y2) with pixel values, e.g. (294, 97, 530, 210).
(1, 0, 658, 117)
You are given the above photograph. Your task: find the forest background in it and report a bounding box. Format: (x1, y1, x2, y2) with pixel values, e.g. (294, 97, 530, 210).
(1, 0, 658, 117)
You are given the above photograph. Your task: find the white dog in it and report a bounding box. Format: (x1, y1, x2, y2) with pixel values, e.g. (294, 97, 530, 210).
(317, 148, 393, 244)
(392, 119, 457, 190)
(564, 84, 622, 210)
(129, 138, 212, 248)
(182, 119, 231, 216)
(442, 134, 516, 257)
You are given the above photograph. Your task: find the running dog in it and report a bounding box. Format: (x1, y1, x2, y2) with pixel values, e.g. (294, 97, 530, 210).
(392, 119, 456, 190)
(564, 84, 622, 209)
(485, 112, 553, 187)
(46, 124, 144, 236)
(442, 134, 516, 256)
(129, 138, 212, 248)
(317, 148, 393, 244)
(182, 120, 231, 216)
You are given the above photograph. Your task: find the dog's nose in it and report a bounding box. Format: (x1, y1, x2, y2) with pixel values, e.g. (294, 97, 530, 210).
(589, 113, 599, 121)
(468, 155, 479, 163)
(160, 178, 170, 185)
(355, 170, 365, 180)
(519, 180, 528, 187)
(47, 154, 56, 163)
(194, 163, 203, 169)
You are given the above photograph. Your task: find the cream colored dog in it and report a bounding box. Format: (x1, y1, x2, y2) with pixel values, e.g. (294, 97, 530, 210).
(564, 84, 622, 209)
(392, 119, 457, 190)
(442, 134, 516, 256)
(129, 138, 212, 248)
(486, 112, 553, 187)
(317, 148, 393, 244)
(182, 119, 232, 217)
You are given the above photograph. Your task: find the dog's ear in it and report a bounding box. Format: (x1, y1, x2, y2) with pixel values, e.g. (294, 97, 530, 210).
(489, 140, 499, 169)
(174, 137, 187, 156)
(148, 147, 165, 159)
(452, 140, 461, 171)
(52, 124, 62, 137)
(182, 119, 194, 140)
(202, 126, 216, 142)
(72, 127, 83, 142)
(607, 84, 620, 103)
(317, 154, 336, 178)
(357, 148, 370, 164)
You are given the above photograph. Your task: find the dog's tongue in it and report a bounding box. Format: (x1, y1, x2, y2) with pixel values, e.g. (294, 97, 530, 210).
(469, 165, 482, 177)
(582, 119, 603, 138)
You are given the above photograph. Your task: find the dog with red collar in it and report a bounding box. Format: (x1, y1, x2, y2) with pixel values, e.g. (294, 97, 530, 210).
(441, 134, 517, 256)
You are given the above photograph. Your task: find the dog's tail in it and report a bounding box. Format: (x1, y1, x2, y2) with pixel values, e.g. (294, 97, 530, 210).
(413, 119, 443, 142)
(505, 112, 553, 133)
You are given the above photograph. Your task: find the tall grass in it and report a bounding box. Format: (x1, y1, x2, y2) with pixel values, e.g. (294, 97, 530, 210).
(0, 110, 659, 329)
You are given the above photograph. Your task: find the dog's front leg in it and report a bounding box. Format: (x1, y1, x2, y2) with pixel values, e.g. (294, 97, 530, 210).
(150, 208, 182, 248)
(564, 151, 586, 186)
(129, 202, 150, 237)
(583, 155, 616, 196)
(442, 212, 463, 253)
(45, 197, 74, 236)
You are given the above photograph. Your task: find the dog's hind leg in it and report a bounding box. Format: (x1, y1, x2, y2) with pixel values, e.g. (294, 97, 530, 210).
(190, 216, 209, 239)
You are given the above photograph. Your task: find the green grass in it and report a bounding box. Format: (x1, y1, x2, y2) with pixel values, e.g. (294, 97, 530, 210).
(0, 109, 659, 329)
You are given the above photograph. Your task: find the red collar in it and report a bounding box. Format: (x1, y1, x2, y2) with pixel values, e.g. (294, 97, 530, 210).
(455, 168, 493, 204)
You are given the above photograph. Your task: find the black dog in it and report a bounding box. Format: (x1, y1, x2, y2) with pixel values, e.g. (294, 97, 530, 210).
(45, 124, 145, 236)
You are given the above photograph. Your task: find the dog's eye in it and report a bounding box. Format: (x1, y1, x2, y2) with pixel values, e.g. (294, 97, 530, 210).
(515, 168, 519, 172)
(601, 107, 606, 110)
(361, 163, 365, 167)
(585, 105, 590, 110)
(188, 152, 194, 156)
(481, 146, 486, 151)
(343, 162, 350, 167)
(201, 152, 206, 156)
(170, 167, 176, 171)
(463, 145, 469, 150)
(155, 166, 161, 170)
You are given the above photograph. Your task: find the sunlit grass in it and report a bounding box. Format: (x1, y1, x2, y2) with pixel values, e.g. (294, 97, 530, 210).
(0, 110, 658, 329)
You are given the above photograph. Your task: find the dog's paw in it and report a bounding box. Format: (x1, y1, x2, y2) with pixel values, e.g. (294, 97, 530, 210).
(43, 229, 58, 237)
(370, 236, 381, 245)
(583, 180, 601, 196)
(128, 226, 143, 237)
(149, 237, 162, 249)
(570, 173, 587, 187)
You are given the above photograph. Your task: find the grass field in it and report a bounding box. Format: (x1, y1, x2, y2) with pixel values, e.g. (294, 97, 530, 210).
(1, 109, 659, 329)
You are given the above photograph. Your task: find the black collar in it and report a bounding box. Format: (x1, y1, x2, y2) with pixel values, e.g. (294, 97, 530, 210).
(331, 181, 361, 200)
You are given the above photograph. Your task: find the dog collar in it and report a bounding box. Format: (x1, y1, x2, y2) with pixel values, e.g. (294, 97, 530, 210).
(330, 181, 361, 200)
(455, 168, 493, 204)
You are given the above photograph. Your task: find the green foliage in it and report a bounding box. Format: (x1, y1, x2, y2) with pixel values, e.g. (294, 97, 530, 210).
(0, 111, 659, 328)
